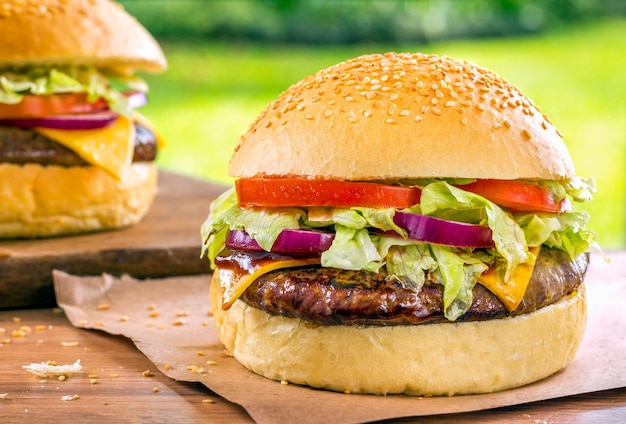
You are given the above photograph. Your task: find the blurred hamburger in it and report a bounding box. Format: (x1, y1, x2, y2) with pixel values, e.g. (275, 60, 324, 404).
(0, 0, 166, 238)
(201, 52, 596, 395)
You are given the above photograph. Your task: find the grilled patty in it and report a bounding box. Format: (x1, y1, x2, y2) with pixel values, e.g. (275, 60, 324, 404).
(0, 122, 157, 166)
(229, 247, 589, 326)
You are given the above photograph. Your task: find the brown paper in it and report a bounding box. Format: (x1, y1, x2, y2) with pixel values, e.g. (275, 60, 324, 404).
(53, 251, 626, 424)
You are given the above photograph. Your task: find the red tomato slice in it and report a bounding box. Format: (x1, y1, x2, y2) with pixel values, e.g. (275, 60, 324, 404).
(460, 179, 571, 213)
(0, 93, 108, 119)
(235, 178, 422, 209)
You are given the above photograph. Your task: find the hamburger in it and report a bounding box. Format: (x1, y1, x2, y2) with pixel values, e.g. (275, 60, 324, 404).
(201, 52, 596, 395)
(0, 0, 166, 238)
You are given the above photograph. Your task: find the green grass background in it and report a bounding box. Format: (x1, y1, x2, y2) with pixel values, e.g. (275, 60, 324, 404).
(141, 19, 626, 249)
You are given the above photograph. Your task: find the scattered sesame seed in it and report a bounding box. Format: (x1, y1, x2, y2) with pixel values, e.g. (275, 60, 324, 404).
(61, 341, 78, 347)
(152, 387, 159, 393)
(142, 370, 153, 377)
(280, 380, 289, 385)
(202, 399, 216, 404)
(90, 379, 98, 385)
(522, 128, 532, 139)
(97, 304, 110, 311)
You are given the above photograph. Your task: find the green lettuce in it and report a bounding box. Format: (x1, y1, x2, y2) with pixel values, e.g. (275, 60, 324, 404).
(200, 177, 596, 321)
(420, 181, 530, 280)
(0, 66, 147, 115)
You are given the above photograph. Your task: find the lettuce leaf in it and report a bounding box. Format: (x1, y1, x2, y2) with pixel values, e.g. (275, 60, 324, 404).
(0, 66, 147, 115)
(321, 226, 382, 272)
(420, 181, 530, 280)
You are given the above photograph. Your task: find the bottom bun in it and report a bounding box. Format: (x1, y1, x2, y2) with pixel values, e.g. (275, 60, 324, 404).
(0, 162, 157, 238)
(210, 273, 587, 395)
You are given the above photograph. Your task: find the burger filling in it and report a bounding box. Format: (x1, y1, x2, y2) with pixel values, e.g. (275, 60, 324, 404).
(202, 177, 596, 324)
(0, 124, 157, 166)
(0, 65, 161, 179)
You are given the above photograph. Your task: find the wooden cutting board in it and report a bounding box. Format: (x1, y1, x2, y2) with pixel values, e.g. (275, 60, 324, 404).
(0, 170, 227, 309)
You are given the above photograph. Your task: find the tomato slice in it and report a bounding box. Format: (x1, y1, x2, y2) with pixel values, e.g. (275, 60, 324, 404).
(235, 178, 422, 209)
(460, 179, 571, 213)
(0, 93, 108, 119)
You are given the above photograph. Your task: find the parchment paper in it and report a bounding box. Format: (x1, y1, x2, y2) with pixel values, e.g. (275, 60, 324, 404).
(53, 251, 626, 424)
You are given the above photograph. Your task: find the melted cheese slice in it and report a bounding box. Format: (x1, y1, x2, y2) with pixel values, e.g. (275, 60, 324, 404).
(35, 115, 135, 181)
(478, 246, 541, 311)
(218, 257, 321, 310)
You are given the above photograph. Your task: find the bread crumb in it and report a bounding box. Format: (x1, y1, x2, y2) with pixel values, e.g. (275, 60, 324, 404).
(60, 395, 78, 401)
(202, 399, 216, 404)
(23, 359, 82, 378)
(152, 387, 158, 393)
(280, 380, 288, 385)
(172, 318, 186, 326)
(164, 364, 172, 370)
(61, 341, 79, 347)
(142, 370, 153, 377)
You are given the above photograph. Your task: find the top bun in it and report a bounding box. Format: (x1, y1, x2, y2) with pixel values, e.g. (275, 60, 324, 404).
(0, 0, 166, 73)
(230, 52, 574, 181)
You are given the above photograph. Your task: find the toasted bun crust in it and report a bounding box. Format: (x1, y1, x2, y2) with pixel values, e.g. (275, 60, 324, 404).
(230, 52, 574, 181)
(211, 275, 586, 395)
(0, 162, 157, 238)
(0, 0, 166, 72)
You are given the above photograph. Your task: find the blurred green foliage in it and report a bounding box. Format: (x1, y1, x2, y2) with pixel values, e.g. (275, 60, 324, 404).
(120, 0, 625, 43)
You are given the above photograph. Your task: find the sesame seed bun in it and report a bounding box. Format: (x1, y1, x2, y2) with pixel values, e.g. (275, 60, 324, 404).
(0, 0, 166, 73)
(230, 52, 574, 181)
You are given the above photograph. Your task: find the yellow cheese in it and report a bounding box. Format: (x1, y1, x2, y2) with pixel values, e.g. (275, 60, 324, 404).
(35, 115, 135, 181)
(478, 246, 541, 311)
(218, 257, 321, 310)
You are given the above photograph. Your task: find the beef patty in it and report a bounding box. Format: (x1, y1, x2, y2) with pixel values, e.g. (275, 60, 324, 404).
(0, 122, 157, 166)
(224, 247, 589, 326)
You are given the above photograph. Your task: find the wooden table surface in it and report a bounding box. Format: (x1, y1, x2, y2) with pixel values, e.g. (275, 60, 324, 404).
(1, 173, 625, 423)
(1, 307, 625, 423)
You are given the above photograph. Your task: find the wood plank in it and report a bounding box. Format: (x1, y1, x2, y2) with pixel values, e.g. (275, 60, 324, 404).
(1, 308, 625, 423)
(0, 308, 253, 423)
(0, 170, 227, 309)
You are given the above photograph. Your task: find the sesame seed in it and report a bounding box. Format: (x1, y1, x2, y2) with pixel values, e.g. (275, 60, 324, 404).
(461, 117, 468, 125)
(503, 119, 511, 128)
(385, 118, 397, 124)
(430, 98, 438, 105)
(522, 129, 532, 139)
(475, 104, 485, 112)
(323, 109, 333, 117)
(304, 114, 314, 120)
(390, 93, 399, 101)
(363, 110, 373, 117)
(400, 109, 410, 116)
(431, 107, 441, 116)
(445, 100, 456, 107)
(366, 91, 377, 99)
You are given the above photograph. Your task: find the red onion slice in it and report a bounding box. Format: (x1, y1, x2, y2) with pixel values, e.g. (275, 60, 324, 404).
(392, 211, 494, 248)
(226, 229, 335, 254)
(0, 110, 119, 130)
(125, 90, 148, 109)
